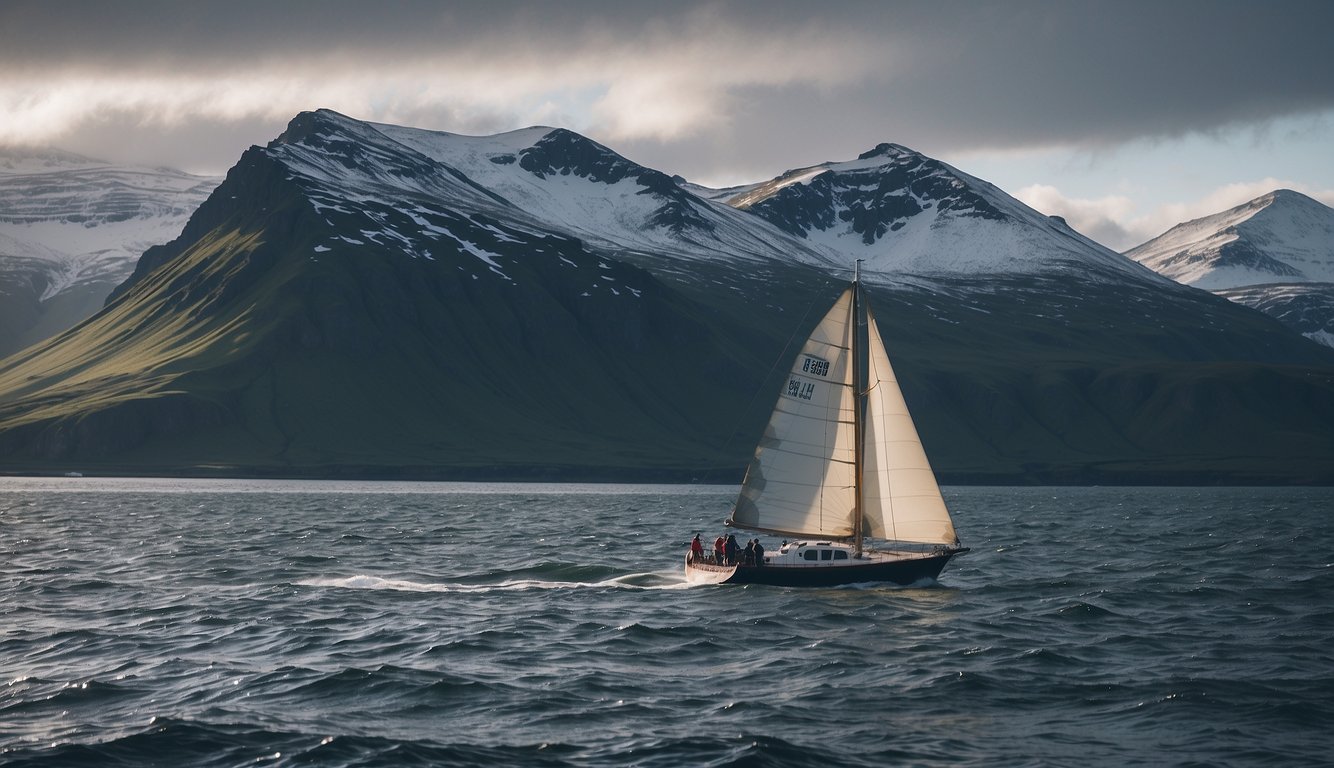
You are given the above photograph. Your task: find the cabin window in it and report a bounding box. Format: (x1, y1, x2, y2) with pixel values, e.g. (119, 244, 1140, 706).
(834, 550, 848, 560)
(803, 550, 819, 561)
(821, 549, 833, 561)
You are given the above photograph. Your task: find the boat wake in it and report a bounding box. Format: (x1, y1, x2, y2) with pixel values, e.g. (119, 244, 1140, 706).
(296, 571, 691, 594)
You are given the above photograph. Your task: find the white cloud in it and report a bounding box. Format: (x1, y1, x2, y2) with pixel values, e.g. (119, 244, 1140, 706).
(1014, 184, 1137, 250)
(1018, 180, 1334, 252)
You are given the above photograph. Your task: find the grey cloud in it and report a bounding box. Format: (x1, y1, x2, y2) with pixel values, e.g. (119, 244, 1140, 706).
(52, 113, 286, 175)
(4, 0, 1333, 174)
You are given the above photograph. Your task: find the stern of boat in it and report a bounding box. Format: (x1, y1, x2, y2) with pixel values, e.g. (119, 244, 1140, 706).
(683, 553, 739, 585)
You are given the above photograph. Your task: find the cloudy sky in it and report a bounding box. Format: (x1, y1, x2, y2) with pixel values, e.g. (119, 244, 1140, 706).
(3, 0, 1332, 250)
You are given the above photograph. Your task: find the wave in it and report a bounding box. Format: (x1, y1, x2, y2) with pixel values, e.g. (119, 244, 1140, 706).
(0, 719, 894, 768)
(11, 486, 1334, 768)
(0, 678, 144, 718)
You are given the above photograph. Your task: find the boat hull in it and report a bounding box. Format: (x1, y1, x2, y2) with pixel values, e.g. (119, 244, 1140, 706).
(684, 548, 964, 587)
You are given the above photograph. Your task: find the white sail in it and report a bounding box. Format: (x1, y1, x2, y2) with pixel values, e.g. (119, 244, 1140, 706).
(730, 288, 858, 537)
(861, 309, 958, 545)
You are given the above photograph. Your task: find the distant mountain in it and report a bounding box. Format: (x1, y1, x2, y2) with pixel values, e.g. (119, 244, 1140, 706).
(2, 111, 1333, 483)
(0, 148, 219, 357)
(1125, 190, 1334, 288)
(720, 142, 1159, 282)
(1125, 189, 1334, 347)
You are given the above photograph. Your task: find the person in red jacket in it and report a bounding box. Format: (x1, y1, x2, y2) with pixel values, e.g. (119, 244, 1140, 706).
(689, 533, 704, 563)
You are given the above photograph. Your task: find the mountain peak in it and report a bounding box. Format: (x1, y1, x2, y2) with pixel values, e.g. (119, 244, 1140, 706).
(1127, 188, 1334, 347)
(516, 128, 656, 187)
(856, 142, 917, 161)
(723, 141, 1154, 281)
(1127, 188, 1334, 289)
(271, 109, 391, 153)
(1266, 188, 1313, 203)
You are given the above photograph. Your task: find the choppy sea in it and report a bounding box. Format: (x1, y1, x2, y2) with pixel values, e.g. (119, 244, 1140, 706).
(2, 479, 1331, 767)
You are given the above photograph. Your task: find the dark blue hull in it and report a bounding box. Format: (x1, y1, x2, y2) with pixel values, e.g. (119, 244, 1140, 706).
(685, 549, 966, 587)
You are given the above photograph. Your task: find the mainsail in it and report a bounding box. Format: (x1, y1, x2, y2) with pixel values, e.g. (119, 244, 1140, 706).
(730, 287, 858, 538)
(729, 279, 957, 546)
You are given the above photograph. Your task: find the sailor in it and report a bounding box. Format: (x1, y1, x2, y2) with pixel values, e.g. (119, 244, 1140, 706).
(725, 534, 739, 565)
(753, 539, 765, 566)
(743, 539, 755, 566)
(690, 533, 704, 563)
(713, 534, 726, 565)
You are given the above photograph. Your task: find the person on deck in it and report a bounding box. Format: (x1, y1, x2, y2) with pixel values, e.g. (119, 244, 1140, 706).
(753, 539, 766, 566)
(690, 534, 704, 563)
(714, 535, 726, 565)
(725, 534, 739, 565)
(743, 539, 755, 566)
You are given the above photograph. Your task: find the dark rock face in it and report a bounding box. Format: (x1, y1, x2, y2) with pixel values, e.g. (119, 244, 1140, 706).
(745, 144, 1004, 244)
(107, 147, 309, 306)
(518, 130, 715, 233)
(1216, 282, 1334, 343)
(1211, 237, 1306, 278)
(518, 129, 646, 185)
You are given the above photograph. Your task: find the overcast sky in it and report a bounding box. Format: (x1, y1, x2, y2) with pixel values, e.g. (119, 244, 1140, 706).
(3, 0, 1332, 250)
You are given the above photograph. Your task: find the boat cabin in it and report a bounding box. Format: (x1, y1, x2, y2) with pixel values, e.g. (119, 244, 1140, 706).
(771, 541, 856, 566)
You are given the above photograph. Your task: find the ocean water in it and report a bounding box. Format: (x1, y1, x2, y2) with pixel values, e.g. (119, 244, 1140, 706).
(2, 479, 1331, 767)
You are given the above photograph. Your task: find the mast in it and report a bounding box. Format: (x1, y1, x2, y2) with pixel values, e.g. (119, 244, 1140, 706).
(852, 260, 866, 556)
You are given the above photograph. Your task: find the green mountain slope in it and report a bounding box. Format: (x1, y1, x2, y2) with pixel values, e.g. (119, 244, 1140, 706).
(0, 147, 780, 478)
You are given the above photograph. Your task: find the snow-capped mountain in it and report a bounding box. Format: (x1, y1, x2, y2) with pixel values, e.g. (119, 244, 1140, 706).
(267, 111, 836, 274)
(714, 143, 1166, 284)
(0, 148, 219, 356)
(3, 110, 1333, 483)
(1126, 190, 1334, 347)
(1126, 189, 1334, 288)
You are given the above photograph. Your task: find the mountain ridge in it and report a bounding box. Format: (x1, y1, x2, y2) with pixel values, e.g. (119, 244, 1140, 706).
(710, 140, 1166, 284)
(3, 111, 1333, 483)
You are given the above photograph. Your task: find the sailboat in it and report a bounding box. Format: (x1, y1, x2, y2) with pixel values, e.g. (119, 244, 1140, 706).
(685, 264, 967, 587)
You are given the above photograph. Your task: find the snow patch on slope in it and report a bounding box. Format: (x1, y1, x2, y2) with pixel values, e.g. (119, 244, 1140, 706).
(373, 123, 719, 253)
(726, 166, 830, 209)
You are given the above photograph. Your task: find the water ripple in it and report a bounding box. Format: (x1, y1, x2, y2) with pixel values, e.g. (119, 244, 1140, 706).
(2, 482, 1332, 767)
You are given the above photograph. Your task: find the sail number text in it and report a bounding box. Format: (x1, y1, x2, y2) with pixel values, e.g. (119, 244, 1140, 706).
(784, 356, 829, 400)
(786, 377, 816, 401)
